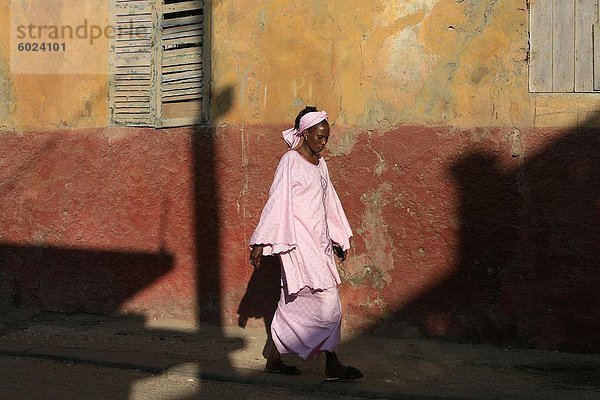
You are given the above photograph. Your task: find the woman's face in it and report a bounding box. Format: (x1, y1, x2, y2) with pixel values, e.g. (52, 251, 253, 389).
(303, 121, 330, 154)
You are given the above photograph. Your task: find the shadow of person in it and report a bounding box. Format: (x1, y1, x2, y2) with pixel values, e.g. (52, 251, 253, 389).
(237, 255, 282, 360)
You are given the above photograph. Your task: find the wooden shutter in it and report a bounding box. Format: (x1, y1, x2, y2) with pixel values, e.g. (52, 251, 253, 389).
(594, 4, 600, 90)
(575, 0, 597, 91)
(553, 0, 575, 92)
(156, 0, 205, 127)
(109, 0, 156, 126)
(109, 0, 206, 127)
(529, 0, 600, 93)
(529, 0, 553, 92)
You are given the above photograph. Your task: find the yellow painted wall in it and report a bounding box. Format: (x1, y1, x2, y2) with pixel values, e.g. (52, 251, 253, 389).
(2, 0, 600, 130)
(0, 0, 109, 130)
(211, 0, 600, 129)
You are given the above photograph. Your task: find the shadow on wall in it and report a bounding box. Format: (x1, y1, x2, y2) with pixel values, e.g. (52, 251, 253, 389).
(0, 246, 173, 311)
(195, 84, 236, 324)
(237, 255, 282, 358)
(373, 119, 600, 353)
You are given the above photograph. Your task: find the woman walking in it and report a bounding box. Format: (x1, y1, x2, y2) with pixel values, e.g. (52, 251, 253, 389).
(249, 106, 363, 381)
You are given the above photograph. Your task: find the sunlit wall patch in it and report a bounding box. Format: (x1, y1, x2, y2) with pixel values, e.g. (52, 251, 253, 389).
(10, 0, 113, 75)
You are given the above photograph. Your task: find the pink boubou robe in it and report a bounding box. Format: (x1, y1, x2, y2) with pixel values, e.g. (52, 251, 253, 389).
(250, 150, 353, 359)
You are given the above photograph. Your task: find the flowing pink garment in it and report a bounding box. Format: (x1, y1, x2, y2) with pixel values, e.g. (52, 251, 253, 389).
(271, 286, 341, 360)
(250, 150, 352, 358)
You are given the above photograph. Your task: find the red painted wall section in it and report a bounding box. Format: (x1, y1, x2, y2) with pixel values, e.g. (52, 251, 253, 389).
(0, 124, 598, 352)
(0, 128, 198, 318)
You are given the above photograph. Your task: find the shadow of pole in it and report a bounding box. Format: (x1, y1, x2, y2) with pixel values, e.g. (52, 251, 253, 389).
(192, 85, 237, 336)
(187, 80, 239, 394)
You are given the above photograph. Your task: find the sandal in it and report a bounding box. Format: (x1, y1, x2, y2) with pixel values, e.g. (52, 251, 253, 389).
(325, 365, 363, 381)
(265, 364, 301, 375)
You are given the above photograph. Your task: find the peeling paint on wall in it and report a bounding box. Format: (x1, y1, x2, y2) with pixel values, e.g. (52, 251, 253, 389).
(340, 182, 394, 294)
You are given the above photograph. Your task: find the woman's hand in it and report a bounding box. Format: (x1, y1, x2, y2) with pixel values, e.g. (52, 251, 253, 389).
(333, 245, 346, 262)
(249, 245, 263, 268)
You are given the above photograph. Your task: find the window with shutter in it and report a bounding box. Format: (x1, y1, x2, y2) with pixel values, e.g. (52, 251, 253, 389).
(109, 0, 207, 127)
(529, 0, 600, 93)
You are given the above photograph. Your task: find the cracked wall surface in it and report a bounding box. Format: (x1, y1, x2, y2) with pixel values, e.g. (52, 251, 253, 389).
(211, 0, 600, 129)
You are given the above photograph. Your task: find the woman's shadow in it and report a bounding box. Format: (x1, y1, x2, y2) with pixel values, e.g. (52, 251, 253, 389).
(237, 255, 282, 359)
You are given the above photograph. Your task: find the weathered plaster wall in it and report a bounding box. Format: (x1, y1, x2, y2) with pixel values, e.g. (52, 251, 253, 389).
(0, 128, 198, 319)
(2, 0, 600, 130)
(0, 124, 596, 352)
(0, 1, 598, 351)
(211, 0, 600, 129)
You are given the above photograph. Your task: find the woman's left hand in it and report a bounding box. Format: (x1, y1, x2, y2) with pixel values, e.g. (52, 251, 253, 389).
(249, 245, 263, 268)
(333, 245, 346, 262)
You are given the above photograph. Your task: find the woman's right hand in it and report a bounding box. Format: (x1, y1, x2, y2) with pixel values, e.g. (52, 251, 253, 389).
(249, 245, 263, 268)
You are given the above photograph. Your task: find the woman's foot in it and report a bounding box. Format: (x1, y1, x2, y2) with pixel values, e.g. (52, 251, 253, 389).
(324, 351, 363, 381)
(265, 347, 300, 375)
(265, 360, 301, 375)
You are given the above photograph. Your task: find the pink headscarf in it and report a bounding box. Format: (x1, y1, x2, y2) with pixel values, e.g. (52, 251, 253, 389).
(282, 111, 328, 149)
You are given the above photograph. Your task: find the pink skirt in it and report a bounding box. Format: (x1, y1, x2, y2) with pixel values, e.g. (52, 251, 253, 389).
(271, 286, 341, 360)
